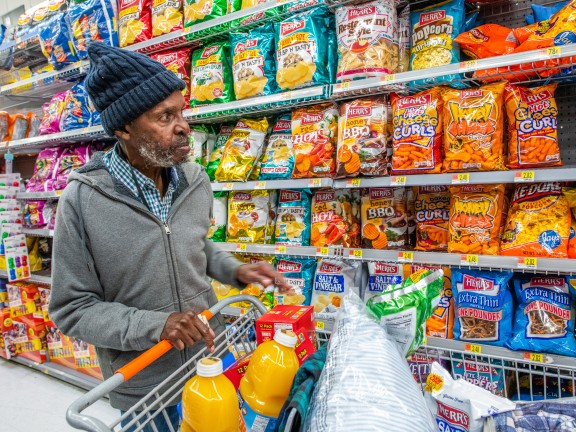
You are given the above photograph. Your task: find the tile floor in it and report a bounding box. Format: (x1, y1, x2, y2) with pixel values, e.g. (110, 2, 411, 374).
(0, 358, 118, 431)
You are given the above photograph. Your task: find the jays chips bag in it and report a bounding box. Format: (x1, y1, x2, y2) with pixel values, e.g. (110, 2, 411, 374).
(152, 0, 183, 37)
(207, 191, 227, 242)
(226, 190, 271, 244)
(118, 0, 152, 47)
(364, 261, 403, 304)
(275, 189, 312, 246)
(275, 257, 317, 306)
(415, 185, 450, 252)
(259, 115, 294, 180)
(206, 124, 234, 181)
(190, 42, 234, 106)
(311, 189, 360, 248)
(361, 187, 407, 250)
(150, 48, 192, 106)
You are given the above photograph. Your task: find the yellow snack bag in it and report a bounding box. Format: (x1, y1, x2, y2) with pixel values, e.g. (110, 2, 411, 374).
(152, 0, 183, 37)
(227, 190, 271, 244)
(190, 43, 235, 106)
(118, 0, 152, 47)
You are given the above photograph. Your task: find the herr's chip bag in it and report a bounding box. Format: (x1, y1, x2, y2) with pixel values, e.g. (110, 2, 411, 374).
(275, 6, 335, 90)
(505, 83, 561, 169)
(336, 97, 388, 178)
(398, 4, 410, 73)
(454, 24, 518, 59)
(564, 187, 576, 258)
(235, 254, 275, 309)
(214, 118, 268, 182)
(67, 0, 118, 59)
(292, 103, 338, 178)
(391, 88, 443, 174)
(38, 13, 79, 69)
(227, 190, 271, 244)
(230, 22, 278, 100)
(311, 188, 360, 248)
(275, 257, 317, 306)
(184, 0, 226, 26)
(334, 0, 398, 82)
(208, 191, 227, 242)
(152, 0, 183, 36)
(364, 261, 403, 304)
(275, 189, 311, 246)
(508, 275, 576, 357)
(443, 82, 506, 172)
(448, 184, 505, 255)
(501, 182, 570, 258)
(190, 42, 235, 106)
(151, 48, 192, 106)
(452, 268, 514, 347)
(415, 185, 450, 252)
(118, 0, 152, 47)
(206, 124, 234, 181)
(259, 115, 293, 180)
(361, 187, 407, 250)
(450, 355, 507, 397)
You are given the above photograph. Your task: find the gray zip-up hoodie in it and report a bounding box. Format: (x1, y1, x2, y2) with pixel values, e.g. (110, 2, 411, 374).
(49, 152, 243, 410)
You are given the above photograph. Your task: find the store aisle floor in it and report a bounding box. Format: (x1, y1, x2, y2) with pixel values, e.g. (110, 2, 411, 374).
(0, 359, 118, 431)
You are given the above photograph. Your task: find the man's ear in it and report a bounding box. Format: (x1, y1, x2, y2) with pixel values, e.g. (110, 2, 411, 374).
(114, 125, 131, 141)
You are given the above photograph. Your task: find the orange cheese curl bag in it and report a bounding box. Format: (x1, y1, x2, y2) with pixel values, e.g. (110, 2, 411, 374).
(442, 82, 506, 172)
(505, 83, 561, 169)
(563, 187, 576, 258)
(454, 24, 518, 59)
(415, 185, 450, 252)
(448, 184, 505, 255)
(391, 88, 443, 175)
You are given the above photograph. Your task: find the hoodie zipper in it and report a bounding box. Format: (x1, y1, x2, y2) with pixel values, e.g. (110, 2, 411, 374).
(164, 222, 171, 235)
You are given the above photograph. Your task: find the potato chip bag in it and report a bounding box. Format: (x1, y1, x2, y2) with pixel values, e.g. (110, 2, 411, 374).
(118, 0, 152, 47)
(227, 190, 271, 243)
(240, 0, 266, 8)
(505, 83, 561, 169)
(38, 13, 79, 69)
(311, 189, 360, 248)
(361, 187, 407, 250)
(190, 42, 235, 106)
(275, 189, 312, 246)
(398, 4, 410, 73)
(151, 48, 192, 106)
(207, 191, 227, 242)
(335, 0, 398, 82)
(215, 118, 268, 182)
(275, 257, 317, 306)
(206, 124, 234, 181)
(152, 0, 183, 37)
(454, 24, 518, 59)
(292, 103, 338, 178)
(275, 6, 335, 90)
(188, 125, 211, 165)
(259, 115, 293, 180)
(391, 88, 443, 175)
(448, 184, 505, 255)
(442, 82, 506, 172)
(212, 279, 243, 308)
(364, 261, 403, 304)
(235, 254, 275, 309)
(415, 185, 450, 252)
(184, 0, 227, 26)
(68, 0, 119, 59)
(501, 182, 570, 258)
(563, 187, 576, 259)
(336, 98, 388, 178)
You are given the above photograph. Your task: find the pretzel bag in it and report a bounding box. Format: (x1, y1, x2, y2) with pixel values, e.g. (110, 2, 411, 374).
(452, 268, 514, 347)
(361, 187, 408, 249)
(311, 189, 360, 248)
(275, 189, 312, 246)
(118, 0, 152, 47)
(415, 185, 450, 252)
(274, 257, 317, 307)
(508, 275, 576, 357)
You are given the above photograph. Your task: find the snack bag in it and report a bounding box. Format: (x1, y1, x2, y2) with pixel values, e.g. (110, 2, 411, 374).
(234, 254, 275, 308)
(335, 0, 398, 82)
(336, 97, 388, 178)
(59, 83, 94, 131)
(206, 124, 234, 181)
(398, 4, 410, 73)
(26, 113, 41, 138)
(507, 275, 576, 357)
(214, 118, 268, 182)
(415, 185, 450, 252)
(442, 82, 506, 172)
(39, 92, 67, 135)
(452, 269, 514, 347)
(391, 88, 443, 174)
(275, 7, 334, 90)
(190, 43, 234, 106)
(364, 261, 403, 304)
(207, 191, 227, 242)
(275, 189, 311, 246)
(26, 148, 65, 192)
(52, 146, 93, 190)
(152, 0, 183, 36)
(8, 114, 28, 141)
(564, 187, 576, 258)
(226, 190, 270, 244)
(259, 115, 293, 180)
(264, 190, 278, 245)
(505, 83, 561, 169)
(230, 22, 278, 100)
(150, 48, 192, 106)
(184, 0, 227, 26)
(311, 189, 360, 248)
(501, 182, 570, 258)
(118, 0, 152, 47)
(38, 13, 79, 69)
(450, 354, 507, 397)
(275, 257, 317, 306)
(361, 187, 407, 249)
(292, 103, 338, 178)
(454, 24, 518, 59)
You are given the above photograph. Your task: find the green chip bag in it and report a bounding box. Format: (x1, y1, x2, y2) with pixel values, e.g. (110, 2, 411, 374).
(190, 42, 235, 107)
(184, 0, 227, 27)
(188, 125, 211, 165)
(227, 0, 240, 14)
(206, 124, 234, 181)
(208, 191, 228, 242)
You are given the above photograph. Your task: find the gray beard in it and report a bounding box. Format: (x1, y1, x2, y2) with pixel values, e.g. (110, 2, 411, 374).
(136, 136, 188, 169)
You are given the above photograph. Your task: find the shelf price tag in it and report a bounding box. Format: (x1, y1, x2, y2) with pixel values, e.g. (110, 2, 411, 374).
(460, 254, 479, 266)
(397, 251, 413, 262)
(348, 249, 363, 259)
(281, 91, 294, 100)
(459, 59, 478, 72)
(337, 81, 351, 92)
(308, 178, 322, 187)
(381, 74, 396, 84)
(316, 247, 329, 257)
(464, 343, 482, 354)
(524, 352, 545, 363)
(518, 257, 538, 269)
(451, 173, 470, 184)
(546, 46, 562, 58)
(514, 171, 535, 183)
(190, 107, 200, 114)
(275, 245, 287, 254)
(56, 190, 63, 196)
(222, 183, 234, 191)
(390, 176, 406, 186)
(346, 178, 361, 188)
(316, 321, 325, 330)
(254, 181, 267, 190)
(236, 243, 247, 252)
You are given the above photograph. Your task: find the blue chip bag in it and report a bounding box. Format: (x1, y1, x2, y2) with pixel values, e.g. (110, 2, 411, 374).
(364, 261, 403, 303)
(532, 1, 568, 22)
(525, 14, 535, 25)
(274, 189, 311, 246)
(38, 13, 79, 69)
(452, 269, 513, 347)
(507, 275, 576, 357)
(451, 354, 506, 396)
(59, 82, 95, 131)
(275, 256, 317, 306)
(259, 114, 293, 180)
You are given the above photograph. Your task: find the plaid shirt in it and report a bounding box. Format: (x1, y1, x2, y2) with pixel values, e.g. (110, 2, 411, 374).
(103, 144, 179, 222)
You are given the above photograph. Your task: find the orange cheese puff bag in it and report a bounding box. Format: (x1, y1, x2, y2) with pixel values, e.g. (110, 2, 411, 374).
(455, 24, 518, 59)
(391, 88, 443, 175)
(501, 182, 570, 258)
(563, 187, 576, 258)
(448, 184, 505, 255)
(311, 189, 360, 248)
(442, 82, 507, 172)
(505, 83, 561, 169)
(361, 187, 408, 250)
(414, 185, 450, 251)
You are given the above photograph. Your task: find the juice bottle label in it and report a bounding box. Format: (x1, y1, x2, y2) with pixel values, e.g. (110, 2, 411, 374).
(239, 395, 277, 432)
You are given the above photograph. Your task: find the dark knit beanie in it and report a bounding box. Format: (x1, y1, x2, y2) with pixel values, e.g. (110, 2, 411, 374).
(84, 43, 186, 136)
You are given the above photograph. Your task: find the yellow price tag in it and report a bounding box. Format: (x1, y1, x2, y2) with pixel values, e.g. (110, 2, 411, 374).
(518, 257, 538, 269)
(348, 249, 363, 259)
(381, 74, 396, 83)
(452, 173, 470, 184)
(465, 343, 482, 354)
(316, 321, 325, 330)
(346, 178, 361, 187)
(461, 254, 479, 266)
(236, 243, 247, 252)
(391, 176, 407, 186)
(56, 190, 63, 196)
(254, 181, 266, 190)
(547, 46, 562, 58)
(308, 178, 322, 187)
(316, 247, 329, 256)
(339, 81, 351, 91)
(190, 107, 199, 114)
(524, 352, 545, 363)
(275, 245, 287, 254)
(222, 183, 234, 191)
(282, 91, 294, 100)
(398, 251, 413, 262)
(514, 171, 535, 182)
(459, 59, 478, 72)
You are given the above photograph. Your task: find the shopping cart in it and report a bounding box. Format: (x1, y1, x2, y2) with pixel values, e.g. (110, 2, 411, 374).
(67, 295, 268, 432)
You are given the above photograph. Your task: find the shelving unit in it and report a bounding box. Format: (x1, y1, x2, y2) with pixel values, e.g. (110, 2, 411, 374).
(0, 269, 52, 285)
(21, 228, 54, 238)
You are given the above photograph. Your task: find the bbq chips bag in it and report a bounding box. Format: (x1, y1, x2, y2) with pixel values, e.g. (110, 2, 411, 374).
(152, 0, 183, 36)
(259, 115, 293, 180)
(118, 0, 152, 47)
(190, 42, 234, 106)
(275, 189, 312, 246)
(151, 48, 192, 106)
(361, 187, 407, 249)
(206, 124, 234, 181)
(227, 190, 271, 244)
(311, 189, 360, 248)
(207, 191, 227, 242)
(275, 257, 317, 306)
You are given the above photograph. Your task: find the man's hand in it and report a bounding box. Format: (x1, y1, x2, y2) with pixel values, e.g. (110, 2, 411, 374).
(160, 311, 215, 352)
(236, 261, 293, 294)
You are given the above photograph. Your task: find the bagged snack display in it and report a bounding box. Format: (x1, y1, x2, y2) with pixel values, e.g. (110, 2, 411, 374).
(448, 184, 505, 255)
(38, 13, 79, 69)
(443, 82, 506, 172)
(336, 97, 388, 178)
(190, 42, 234, 106)
(451, 354, 506, 396)
(361, 187, 407, 249)
(259, 115, 293, 180)
(118, 0, 152, 47)
(455, 24, 518, 59)
(26, 113, 40, 138)
(364, 261, 403, 303)
(398, 4, 410, 73)
(415, 185, 450, 252)
(227, 190, 271, 243)
(59, 83, 94, 131)
(39, 92, 67, 135)
(67, 0, 118, 59)
(214, 118, 268, 182)
(334, 0, 398, 82)
(452, 269, 514, 347)
(564, 187, 576, 258)
(184, 0, 226, 26)
(501, 182, 570, 258)
(505, 83, 561, 169)
(207, 191, 227, 242)
(274, 257, 317, 306)
(292, 103, 338, 178)
(230, 23, 278, 100)
(152, 0, 183, 36)
(151, 48, 192, 106)
(311, 189, 360, 248)
(206, 124, 234, 181)
(275, 189, 311, 246)
(391, 88, 443, 174)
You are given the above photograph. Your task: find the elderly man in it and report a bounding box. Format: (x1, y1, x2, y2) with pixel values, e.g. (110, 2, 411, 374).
(49, 43, 285, 430)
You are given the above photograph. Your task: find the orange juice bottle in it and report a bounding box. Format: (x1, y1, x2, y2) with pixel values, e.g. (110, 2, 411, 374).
(239, 330, 300, 432)
(181, 357, 239, 432)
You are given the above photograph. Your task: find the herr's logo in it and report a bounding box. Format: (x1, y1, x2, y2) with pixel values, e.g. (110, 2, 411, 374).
(420, 10, 445, 26)
(280, 20, 305, 36)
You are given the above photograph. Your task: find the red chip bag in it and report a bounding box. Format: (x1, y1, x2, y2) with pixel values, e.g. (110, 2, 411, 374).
(455, 24, 518, 59)
(150, 48, 192, 106)
(118, 0, 152, 47)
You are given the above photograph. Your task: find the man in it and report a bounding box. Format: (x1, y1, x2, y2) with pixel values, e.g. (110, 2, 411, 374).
(49, 43, 286, 430)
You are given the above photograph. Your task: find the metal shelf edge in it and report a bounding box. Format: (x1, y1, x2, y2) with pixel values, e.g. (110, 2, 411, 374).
(0, 270, 52, 285)
(16, 192, 62, 200)
(211, 178, 333, 191)
(22, 228, 54, 238)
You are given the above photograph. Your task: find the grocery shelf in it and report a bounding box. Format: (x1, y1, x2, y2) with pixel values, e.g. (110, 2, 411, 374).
(0, 269, 52, 285)
(211, 177, 333, 192)
(16, 191, 62, 200)
(217, 242, 319, 257)
(22, 228, 54, 238)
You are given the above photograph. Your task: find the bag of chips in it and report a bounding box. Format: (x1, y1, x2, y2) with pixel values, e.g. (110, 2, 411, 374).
(336, 97, 388, 178)
(361, 187, 407, 249)
(274, 189, 311, 246)
(443, 82, 506, 172)
(505, 83, 561, 169)
(118, 0, 152, 47)
(205, 124, 233, 181)
(364, 261, 403, 304)
(230, 22, 278, 100)
(259, 115, 293, 180)
(150, 48, 192, 106)
(311, 189, 360, 248)
(452, 269, 514, 347)
(59, 82, 93, 131)
(235, 254, 276, 308)
(292, 103, 338, 178)
(226, 190, 271, 244)
(501, 182, 570, 258)
(39, 92, 67, 135)
(38, 13, 79, 69)
(214, 118, 268, 182)
(207, 191, 227, 242)
(398, 4, 410, 73)
(8, 114, 28, 142)
(26, 113, 41, 138)
(415, 185, 450, 252)
(454, 24, 518, 59)
(184, 0, 226, 26)
(26, 148, 65, 192)
(275, 257, 317, 306)
(190, 42, 235, 106)
(152, 0, 183, 36)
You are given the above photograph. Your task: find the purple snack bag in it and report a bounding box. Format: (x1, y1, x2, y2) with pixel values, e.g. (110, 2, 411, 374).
(39, 92, 67, 135)
(24, 200, 47, 228)
(52, 145, 93, 190)
(26, 147, 65, 192)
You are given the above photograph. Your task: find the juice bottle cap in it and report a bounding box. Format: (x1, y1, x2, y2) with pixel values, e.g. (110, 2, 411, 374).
(197, 357, 223, 377)
(274, 329, 297, 348)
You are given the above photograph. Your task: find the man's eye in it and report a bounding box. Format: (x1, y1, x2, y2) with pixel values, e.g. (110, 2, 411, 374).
(161, 113, 171, 121)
